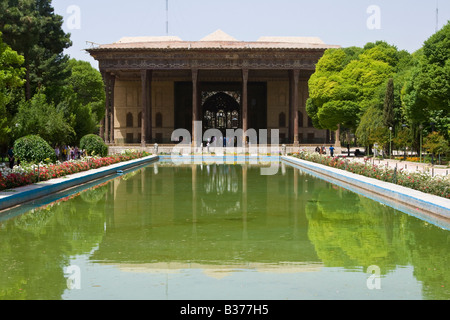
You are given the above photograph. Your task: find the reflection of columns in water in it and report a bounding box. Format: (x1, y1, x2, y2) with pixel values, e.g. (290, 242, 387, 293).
(242, 165, 248, 241)
(105, 178, 116, 230)
(192, 165, 198, 236)
(293, 168, 299, 239)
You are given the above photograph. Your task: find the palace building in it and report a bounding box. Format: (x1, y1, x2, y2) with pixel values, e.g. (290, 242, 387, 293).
(87, 30, 340, 147)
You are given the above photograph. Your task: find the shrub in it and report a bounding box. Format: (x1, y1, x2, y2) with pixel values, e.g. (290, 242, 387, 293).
(80, 134, 108, 157)
(13, 135, 56, 164)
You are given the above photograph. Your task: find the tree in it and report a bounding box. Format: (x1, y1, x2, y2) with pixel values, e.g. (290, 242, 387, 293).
(13, 91, 75, 146)
(393, 127, 413, 159)
(0, 31, 25, 147)
(57, 59, 106, 144)
(423, 132, 449, 164)
(0, 0, 72, 102)
(355, 105, 383, 153)
(402, 22, 450, 141)
(307, 42, 404, 133)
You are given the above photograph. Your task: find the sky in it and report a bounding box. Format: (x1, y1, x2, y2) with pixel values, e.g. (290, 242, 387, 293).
(52, 0, 450, 69)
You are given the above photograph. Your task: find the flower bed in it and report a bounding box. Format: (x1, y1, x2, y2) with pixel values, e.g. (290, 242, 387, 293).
(293, 151, 450, 199)
(0, 150, 149, 191)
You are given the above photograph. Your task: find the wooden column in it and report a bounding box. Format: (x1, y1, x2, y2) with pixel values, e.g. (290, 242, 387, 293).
(100, 71, 105, 141)
(110, 74, 116, 144)
(141, 70, 152, 147)
(102, 72, 111, 144)
(242, 68, 249, 145)
(191, 69, 200, 147)
(290, 69, 300, 146)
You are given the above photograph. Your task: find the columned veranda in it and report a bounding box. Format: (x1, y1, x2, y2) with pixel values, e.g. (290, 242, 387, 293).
(90, 31, 339, 147)
(101, 68, 308, 147)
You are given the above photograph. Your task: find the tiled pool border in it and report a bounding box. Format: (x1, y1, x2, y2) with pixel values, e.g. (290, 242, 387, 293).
(1, 154, 449, 226)
(282, 156, 450, 222)
(0, 155, 159, 211)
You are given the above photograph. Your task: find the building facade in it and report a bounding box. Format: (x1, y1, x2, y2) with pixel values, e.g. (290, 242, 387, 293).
(87, 30, 340, 146)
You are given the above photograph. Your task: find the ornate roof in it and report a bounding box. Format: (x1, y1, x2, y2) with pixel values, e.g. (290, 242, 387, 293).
(88, 30, 339, 52)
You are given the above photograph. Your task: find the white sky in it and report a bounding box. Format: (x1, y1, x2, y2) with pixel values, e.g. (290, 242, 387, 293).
(52, 0, 450, 69)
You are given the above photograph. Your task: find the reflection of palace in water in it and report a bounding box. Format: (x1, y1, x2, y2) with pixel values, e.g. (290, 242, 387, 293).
(94, 162, 322, 271)
(83, 162, 450, 299)
(1, 162, 449, 299)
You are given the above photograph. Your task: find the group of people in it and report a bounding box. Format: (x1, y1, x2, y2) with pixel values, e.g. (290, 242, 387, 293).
(4, 145, 86, 170)
(55, 145, 86, 162)
(315, 145, 335, 157)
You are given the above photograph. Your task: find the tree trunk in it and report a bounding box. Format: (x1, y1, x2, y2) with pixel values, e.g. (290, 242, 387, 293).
(25, 65, 31, 101)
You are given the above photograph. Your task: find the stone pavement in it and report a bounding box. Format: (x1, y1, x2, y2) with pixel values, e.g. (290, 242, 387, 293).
(347, 157, 449, 177)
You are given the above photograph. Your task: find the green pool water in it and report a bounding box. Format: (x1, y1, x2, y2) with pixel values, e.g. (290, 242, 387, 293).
(0, 160, 449, 300)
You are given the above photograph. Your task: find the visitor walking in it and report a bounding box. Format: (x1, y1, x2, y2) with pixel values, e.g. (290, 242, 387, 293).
(329, 145, 335, 157)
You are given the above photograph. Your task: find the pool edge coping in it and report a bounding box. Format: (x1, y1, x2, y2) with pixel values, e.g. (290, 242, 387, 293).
(0, 155, 159, 211)
(281, 156, 450, 220)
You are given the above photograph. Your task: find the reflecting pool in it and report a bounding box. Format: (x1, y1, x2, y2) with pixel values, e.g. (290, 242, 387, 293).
(0, 160, 449, 300)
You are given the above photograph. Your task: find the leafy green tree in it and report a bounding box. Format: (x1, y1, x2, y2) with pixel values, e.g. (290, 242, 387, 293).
(13, 91, 75, 146)
(307, 42, 405, 133)
(393, 127, 413, 159)
(0, 31, 25, 147)
(355, 105, 383, 153)
(66, 59, 105, 119)
(402, 22, 450, 141)
(423, 131, 449, 163)
(57, 59, 105, 144)
(0, 0, 72, 102)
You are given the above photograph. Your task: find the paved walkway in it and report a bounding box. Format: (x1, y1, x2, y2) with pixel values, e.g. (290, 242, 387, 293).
(345, 157, 449, 177)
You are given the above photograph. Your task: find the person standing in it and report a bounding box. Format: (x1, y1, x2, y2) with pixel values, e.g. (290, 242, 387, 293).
(329, 145, 335, 157)
(55, 146, 60, 161)
(7, 146, 15, 169)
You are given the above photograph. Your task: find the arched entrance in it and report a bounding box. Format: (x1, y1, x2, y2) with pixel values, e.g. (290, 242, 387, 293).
(202, 92, 241, 139)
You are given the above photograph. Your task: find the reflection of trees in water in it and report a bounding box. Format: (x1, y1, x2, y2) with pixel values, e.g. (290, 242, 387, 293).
(0, 181, 108, 299)
(305, 183, 450, 299)
(306, 186, 408, 272)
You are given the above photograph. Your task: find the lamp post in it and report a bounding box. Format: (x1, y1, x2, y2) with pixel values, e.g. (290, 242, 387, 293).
(419, 124, 423, 163)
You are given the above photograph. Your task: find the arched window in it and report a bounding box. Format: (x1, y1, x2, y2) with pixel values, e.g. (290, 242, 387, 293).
(204, 111, 215, 128)
(126, 112, 133, 128)
(216, 110, 226, 128)
(298, 111, 304, 128)
(202, 92, 240, 132)
(308, 115, 313, 128)
(138, 112, 142, 128)
(156, 112, 163, 128)
(279, 112, 286, 128)
(231, 110, 239, 129)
